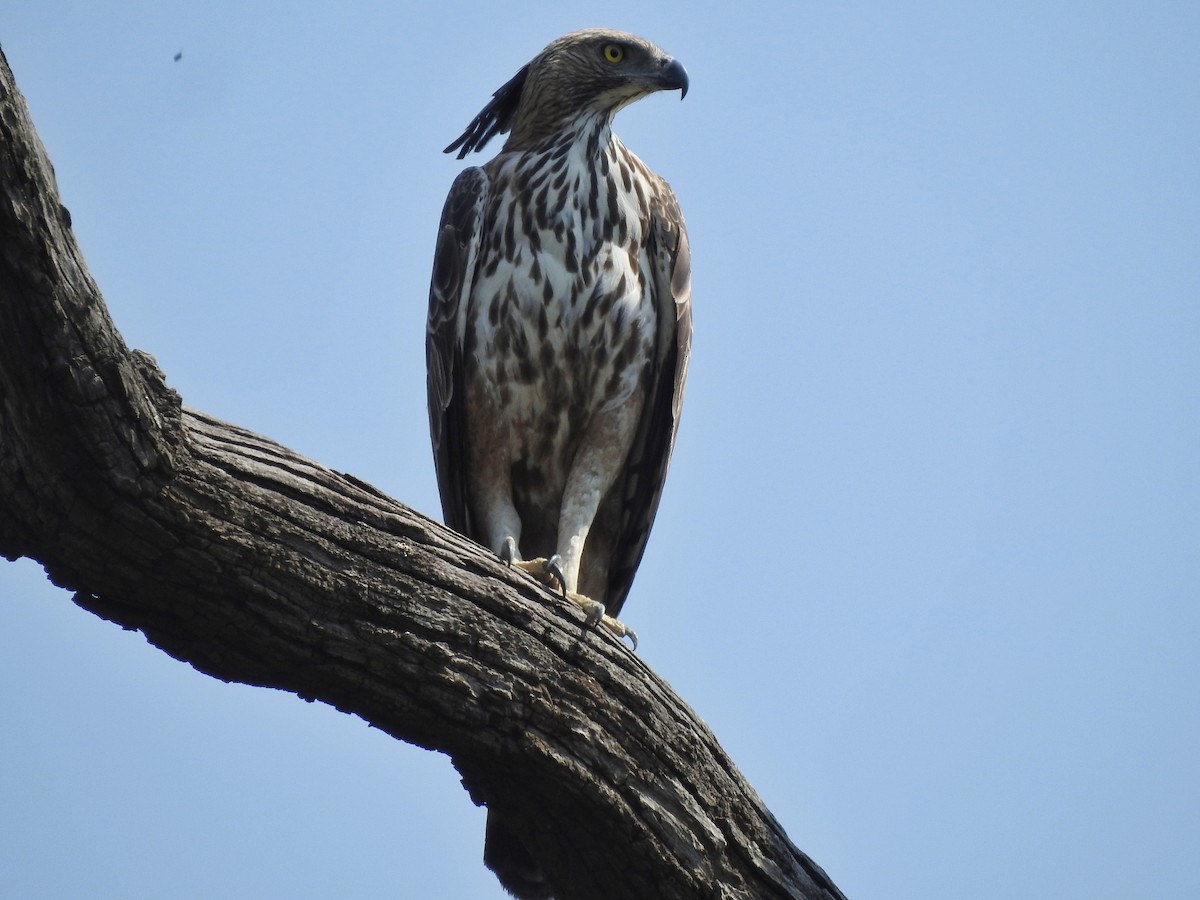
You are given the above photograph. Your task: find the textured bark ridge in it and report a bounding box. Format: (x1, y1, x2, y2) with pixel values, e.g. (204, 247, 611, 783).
(0, 47, 846, 900)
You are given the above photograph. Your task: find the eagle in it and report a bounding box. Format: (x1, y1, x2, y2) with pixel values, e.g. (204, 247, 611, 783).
(426, 29, 691, 898)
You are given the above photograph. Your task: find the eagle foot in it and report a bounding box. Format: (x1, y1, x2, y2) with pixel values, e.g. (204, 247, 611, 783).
(566, 590, 637, 649)
(500, 538, 564, 591)
(499, 542, 638, 649)
(583, 602, 637, 651)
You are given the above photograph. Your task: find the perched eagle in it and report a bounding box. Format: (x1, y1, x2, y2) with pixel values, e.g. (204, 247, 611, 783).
(426, 28, 691, 898)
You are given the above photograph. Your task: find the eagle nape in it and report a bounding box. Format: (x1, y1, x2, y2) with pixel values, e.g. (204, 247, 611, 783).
(500, 537, 639, 649)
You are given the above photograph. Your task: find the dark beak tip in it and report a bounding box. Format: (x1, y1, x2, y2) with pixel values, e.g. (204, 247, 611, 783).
(661, 57, 689, 100)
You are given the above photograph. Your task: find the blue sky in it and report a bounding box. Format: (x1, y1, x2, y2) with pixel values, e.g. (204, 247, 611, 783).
(3, 3, 1198, 898)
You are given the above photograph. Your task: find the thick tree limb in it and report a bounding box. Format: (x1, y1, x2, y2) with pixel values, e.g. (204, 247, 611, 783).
(0, 48, 845, 900)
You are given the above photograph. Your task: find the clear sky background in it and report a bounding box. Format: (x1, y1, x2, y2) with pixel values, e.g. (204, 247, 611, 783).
(3, 3, 1198, 898)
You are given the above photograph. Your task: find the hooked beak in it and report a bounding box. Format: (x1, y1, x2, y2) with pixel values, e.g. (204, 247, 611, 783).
(657, 56, 689, 99)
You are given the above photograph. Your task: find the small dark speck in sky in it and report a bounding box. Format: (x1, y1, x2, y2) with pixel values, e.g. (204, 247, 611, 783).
(174, 50, 183, 62)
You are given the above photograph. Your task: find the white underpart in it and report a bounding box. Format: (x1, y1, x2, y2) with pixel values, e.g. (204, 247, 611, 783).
(467, 131, 657, 599)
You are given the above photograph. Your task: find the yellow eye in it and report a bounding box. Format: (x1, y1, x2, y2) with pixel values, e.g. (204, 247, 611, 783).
(602, 44, 624, 63)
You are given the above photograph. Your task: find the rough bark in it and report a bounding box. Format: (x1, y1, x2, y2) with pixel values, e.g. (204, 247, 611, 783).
(0, 47, 846, 900)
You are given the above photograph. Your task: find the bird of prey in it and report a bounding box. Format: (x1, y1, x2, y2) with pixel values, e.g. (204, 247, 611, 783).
(426, 28, 691, 897)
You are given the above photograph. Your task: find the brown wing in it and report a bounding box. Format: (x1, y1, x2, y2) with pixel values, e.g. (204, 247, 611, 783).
(427, 166, 489, 538)
(604, 182, 693, 617)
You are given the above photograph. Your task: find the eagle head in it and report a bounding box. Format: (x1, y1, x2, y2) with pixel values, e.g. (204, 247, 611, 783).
(445, 28, 688, 158)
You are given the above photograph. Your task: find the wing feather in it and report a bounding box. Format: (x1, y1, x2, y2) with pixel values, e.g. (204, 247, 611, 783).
(427, 167, 489, 537)
(604, 181, 692, 617)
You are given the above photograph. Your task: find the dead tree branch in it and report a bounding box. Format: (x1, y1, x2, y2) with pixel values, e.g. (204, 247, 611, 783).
(0, 48, 845, 900)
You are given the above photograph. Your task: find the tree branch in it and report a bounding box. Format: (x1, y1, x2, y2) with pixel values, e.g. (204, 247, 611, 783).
(0, 47, 845, 900)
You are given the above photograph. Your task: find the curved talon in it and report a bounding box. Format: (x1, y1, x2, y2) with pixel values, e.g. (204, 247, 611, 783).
(599, 614, 637, 650)
(499, 536, 517, 566)
(581, 599, 605, 629)
(544, 554, 568, 600)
